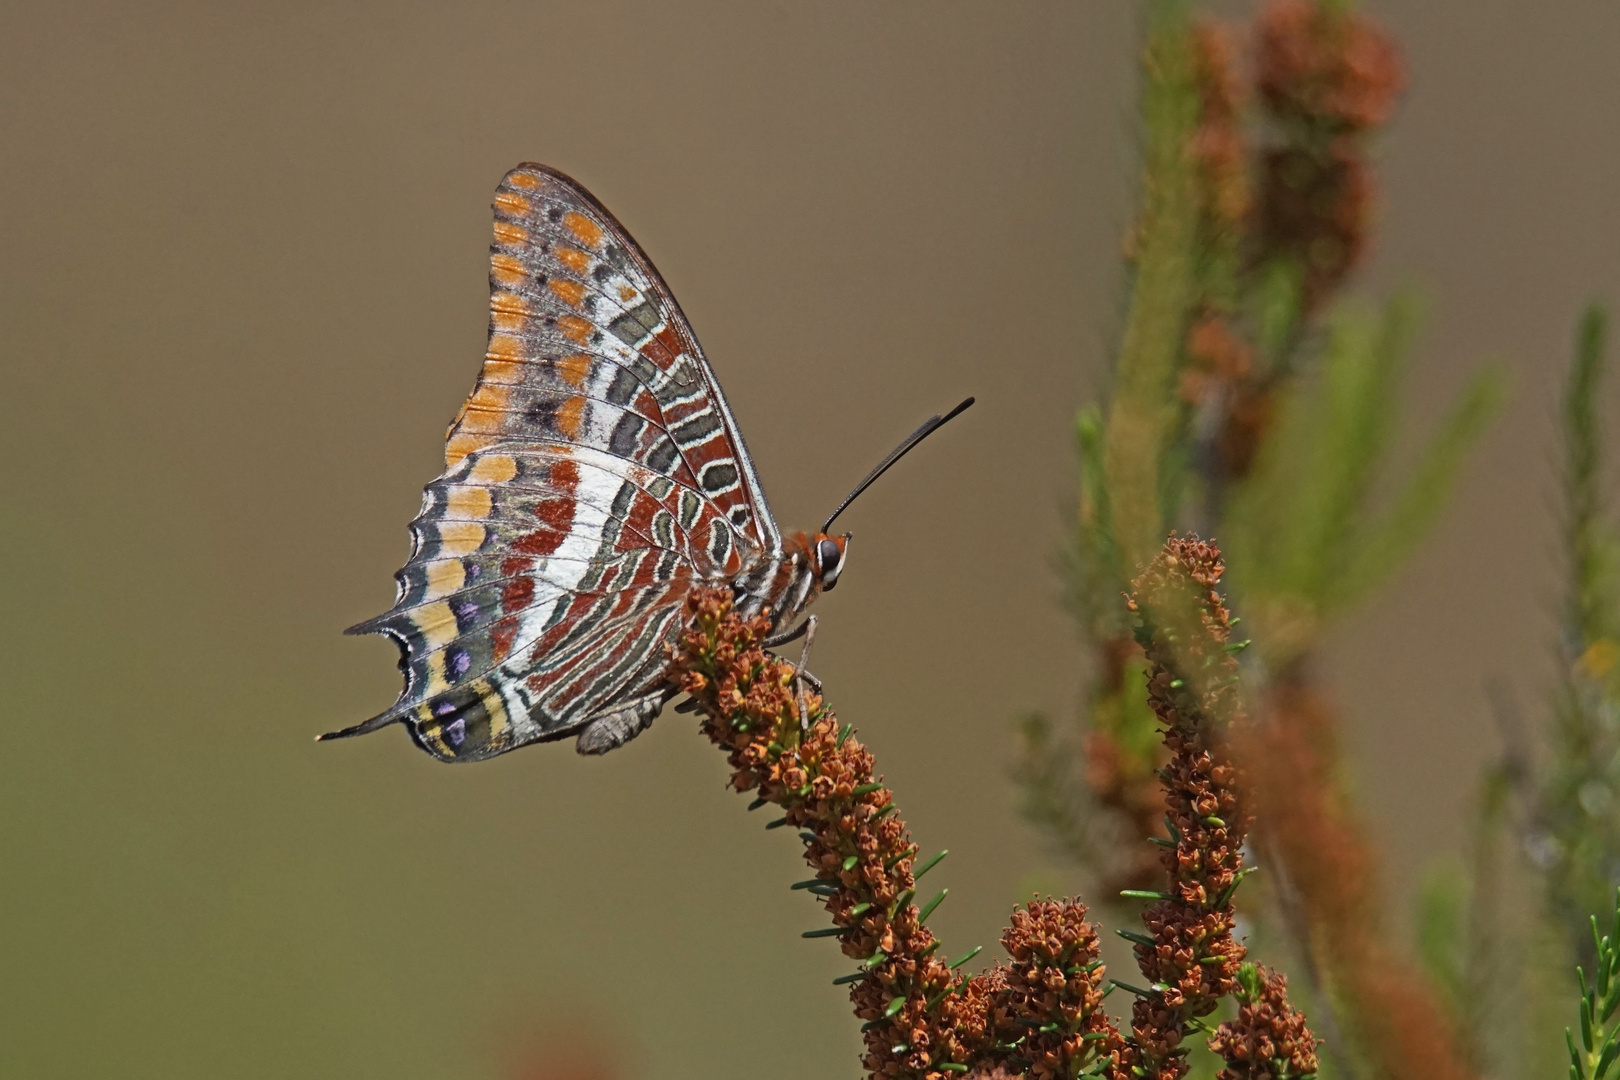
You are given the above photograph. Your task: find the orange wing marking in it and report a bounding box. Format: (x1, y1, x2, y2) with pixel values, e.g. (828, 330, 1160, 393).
(555, 246, 590, 274)
(562, 212, 604, 249)
(491, 254, 525, 287)
(547, 279, 586, 308)
(495, 191, 532, 216)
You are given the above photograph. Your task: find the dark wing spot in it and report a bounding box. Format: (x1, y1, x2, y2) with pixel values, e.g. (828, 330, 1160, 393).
(609, 412, 644, 457)
(699, 461, 739, 493)
(709, 520, 732, 564)
(524, 397, 562, 433)
(671, 411, 722, 447)
(605, 367, 639, 407)
(646, 438, 679, 474)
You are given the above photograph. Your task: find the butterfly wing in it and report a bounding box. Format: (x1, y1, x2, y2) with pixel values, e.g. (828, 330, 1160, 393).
(331, 164, 779, 760)
(450, 162, 778, 552)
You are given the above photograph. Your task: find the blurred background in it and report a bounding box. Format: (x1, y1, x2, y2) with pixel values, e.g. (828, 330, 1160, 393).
(3, 2, 1619, 1078)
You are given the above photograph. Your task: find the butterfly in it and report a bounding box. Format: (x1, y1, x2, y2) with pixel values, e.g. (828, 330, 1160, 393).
(323, 163, 971, 761)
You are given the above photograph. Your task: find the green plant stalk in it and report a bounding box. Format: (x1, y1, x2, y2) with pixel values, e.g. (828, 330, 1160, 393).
(1567, 889, 1620, 1080)
(1102, 0, 1200, 578)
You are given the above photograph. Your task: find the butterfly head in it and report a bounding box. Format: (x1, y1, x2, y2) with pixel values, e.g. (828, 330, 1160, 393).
(813, 532, 852, 592)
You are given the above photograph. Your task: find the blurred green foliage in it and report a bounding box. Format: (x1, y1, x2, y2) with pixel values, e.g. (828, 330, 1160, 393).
(1545, 308, 1620, 966)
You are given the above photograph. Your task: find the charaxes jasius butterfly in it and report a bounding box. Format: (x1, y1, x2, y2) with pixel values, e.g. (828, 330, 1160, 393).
(323, 163, 971, 761)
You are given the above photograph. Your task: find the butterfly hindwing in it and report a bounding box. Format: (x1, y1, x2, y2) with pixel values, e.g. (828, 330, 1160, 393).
(339, 440, 749, 760)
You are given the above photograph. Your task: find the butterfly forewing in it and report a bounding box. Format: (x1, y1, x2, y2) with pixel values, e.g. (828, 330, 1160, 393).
(337, 164, 780, 761)
(450, 163, 777, 551)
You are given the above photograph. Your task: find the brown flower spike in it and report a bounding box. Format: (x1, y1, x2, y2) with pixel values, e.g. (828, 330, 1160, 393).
(1122, 537, 1318, 1080)
(670, 588, 1133, 1080)
(1253, 0, 1405, 309)
(1208, 965, 1320, 1080)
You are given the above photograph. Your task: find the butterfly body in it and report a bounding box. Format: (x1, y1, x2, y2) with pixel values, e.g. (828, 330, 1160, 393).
(331, 164, 851, 762)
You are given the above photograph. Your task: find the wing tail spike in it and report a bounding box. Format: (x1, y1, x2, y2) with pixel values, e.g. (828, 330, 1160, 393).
(317, 709, 405, 743)
(344, 611, 402, 637)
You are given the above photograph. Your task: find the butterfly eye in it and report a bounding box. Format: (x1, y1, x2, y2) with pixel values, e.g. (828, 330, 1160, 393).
(817, 537, 844, 591)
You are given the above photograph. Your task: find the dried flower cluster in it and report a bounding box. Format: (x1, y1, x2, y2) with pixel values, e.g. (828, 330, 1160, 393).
(1122, 537, 1316, 1080)
(987, 900, 1135, 1080)
(670, 588, 1134, 1080)
(1207, 965, 1320, 1080)
(1254, 0, 1404, 309)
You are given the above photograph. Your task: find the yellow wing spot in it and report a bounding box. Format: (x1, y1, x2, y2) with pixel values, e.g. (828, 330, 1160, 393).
(468, 453, 519, 483)
(491, 291, 530, 316)
(547, 278, 586, 308)
(493, 221, 528, 247)
(423, 652, 450, 696)
(558, 315, 592, 344)
(556, 353, 592, 388)
(556, 395, 586, 439)
(445, 485, 494, 521)
(555, 246, 590, 274)
(507, 171, 543, 192)
(412, 601, 462, 648)
(562, 211, 604, 248)
(491, 254, 526, 287)
(495, 191, 532, 217)
(446, 433, 494, 467)
(413, 708, 454, 757)
(424, 558, 467, 600)
(437, 522, 486, 558)
(618, 285, 637, 302)
(483, 684, 511, 744)
(486, 334, 525, 361)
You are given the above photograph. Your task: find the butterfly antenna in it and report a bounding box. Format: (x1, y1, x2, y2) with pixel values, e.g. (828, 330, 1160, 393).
(821, 397, 975, 533)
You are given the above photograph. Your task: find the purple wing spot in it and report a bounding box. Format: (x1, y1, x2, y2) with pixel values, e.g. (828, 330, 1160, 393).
(444, 717, 466, 747)
(448, 649, 472, 679)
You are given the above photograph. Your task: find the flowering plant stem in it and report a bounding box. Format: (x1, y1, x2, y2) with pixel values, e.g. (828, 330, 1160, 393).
(670, 536, 1320, 1080)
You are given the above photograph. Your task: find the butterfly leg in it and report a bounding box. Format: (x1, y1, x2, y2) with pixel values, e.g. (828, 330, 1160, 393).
(765, 618, 822, 689)
(793, 615, 819, 728)
(764, 620, 811, 648)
